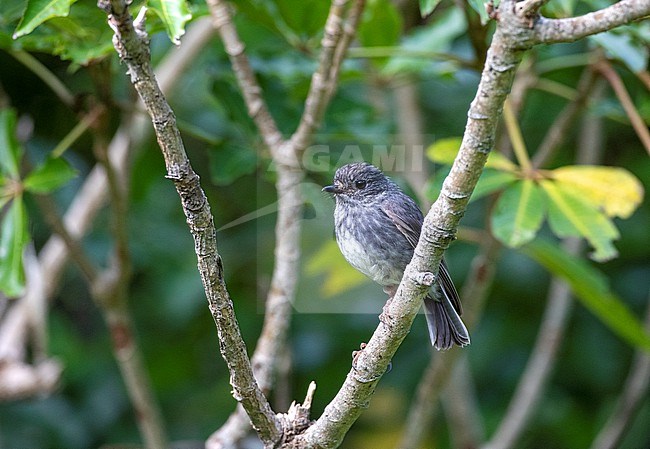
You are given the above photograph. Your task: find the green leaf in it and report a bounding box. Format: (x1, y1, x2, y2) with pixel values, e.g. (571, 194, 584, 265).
(23, 156, 77, 193)
(426, 137, 517, 171)
(466, 0, 489, 25)
(148, 0, 192, 45)
(551, 165, 644, 219)
(541, 179, 619, 262)
(13, 0, 75, 38)
(306, 240, 368, 297)
(383, 8, 465, 75)
(426, 137, 461, 165)
(0, 196, 28, 297)
(471, 170, 518, 201)
(492, 179, 546, 247)
(523, 239, 650, 351)
(358, 0, 402, 48)
(275, 0, 330, 37)
(7, 2, 115, 65)
(0, 108, 23, 178)
(419, 0, 442, 17)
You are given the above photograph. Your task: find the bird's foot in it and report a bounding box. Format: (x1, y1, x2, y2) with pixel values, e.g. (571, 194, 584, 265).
(379, 296, 394, 327)
(352, 342, 367, 369)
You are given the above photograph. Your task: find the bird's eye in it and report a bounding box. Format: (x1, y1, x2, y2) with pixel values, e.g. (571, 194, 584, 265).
(354, 180, 367, 189)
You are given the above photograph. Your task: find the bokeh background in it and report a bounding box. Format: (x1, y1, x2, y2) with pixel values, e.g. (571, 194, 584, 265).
(1, 0, 649, 448)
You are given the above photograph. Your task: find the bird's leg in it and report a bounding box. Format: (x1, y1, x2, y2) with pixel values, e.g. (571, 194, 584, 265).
(379, 285, 398, 326)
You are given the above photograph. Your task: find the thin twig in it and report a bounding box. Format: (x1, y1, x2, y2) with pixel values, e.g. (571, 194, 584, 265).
(393, 81, 429, 206)
(503, 99, 532, 171)
(32, 194, 98, 283)
(51, 106, 105, 158)
(532, 66, 599, 168)
(291, 0, 364, 154)
(8, 50, 75, 108)
(100, 0, 283, 446)
(534, 0, 650, 44)
(444, 356, 485, 449)
(596, 60, 650, 155)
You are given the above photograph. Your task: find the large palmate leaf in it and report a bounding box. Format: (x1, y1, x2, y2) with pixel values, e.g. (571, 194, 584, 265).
(541, 179, 619, 262)
(524, 239, 650, 351)
(492, 179, 546, 247)
(551, 165, 643, 219)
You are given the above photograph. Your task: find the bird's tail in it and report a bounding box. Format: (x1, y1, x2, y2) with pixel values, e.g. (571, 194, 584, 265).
(423, 291, 470, 350)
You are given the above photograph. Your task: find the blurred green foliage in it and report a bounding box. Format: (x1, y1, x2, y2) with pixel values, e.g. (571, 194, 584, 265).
(1, 0, 649, 448)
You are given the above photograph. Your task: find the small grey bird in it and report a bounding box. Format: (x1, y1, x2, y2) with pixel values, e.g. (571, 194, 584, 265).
(323, 162, 470, 350)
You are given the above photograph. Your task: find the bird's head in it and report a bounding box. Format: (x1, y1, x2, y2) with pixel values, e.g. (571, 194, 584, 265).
(322, 162, 394, 204)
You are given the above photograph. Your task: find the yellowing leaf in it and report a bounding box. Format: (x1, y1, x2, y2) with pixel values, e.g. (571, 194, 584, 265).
(306, 240, 368, 298)
(426, 137, 517, 171)
(541, 179, 619, 262)
(551, 165, 644, 219)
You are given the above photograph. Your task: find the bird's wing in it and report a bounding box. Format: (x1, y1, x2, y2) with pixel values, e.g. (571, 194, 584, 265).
(380, 195, 423, 249)
(381, 196, 463, 315)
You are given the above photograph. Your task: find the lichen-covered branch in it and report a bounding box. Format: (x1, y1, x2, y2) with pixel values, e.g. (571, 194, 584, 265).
(399, 233, 500, 449)
(291, 0, 650, 446)
(206, 1, 364, 447)
(99, 0, 282, 445)
(533, 0, 650, 44)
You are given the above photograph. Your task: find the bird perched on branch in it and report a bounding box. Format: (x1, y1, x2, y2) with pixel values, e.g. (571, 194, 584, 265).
(323, 162, 470, 350)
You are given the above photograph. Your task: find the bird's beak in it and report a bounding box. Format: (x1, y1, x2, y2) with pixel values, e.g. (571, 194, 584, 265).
(322, 185, 340, 194)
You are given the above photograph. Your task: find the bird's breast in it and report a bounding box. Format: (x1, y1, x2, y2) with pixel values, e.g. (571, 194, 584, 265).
(333, 203, 410, 286)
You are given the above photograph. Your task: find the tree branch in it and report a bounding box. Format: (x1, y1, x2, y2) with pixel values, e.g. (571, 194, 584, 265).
(99, 1, 282, 446)
(399, 233, 500, 449)
(292, 3, 535, 446)
(206, 1, 364, 447)
(533, 0, 650, 44)
(207, 0, 283, 150)
(290, 0, 364, 153)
